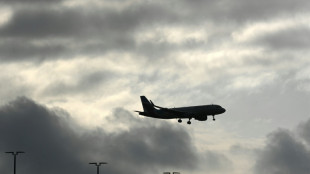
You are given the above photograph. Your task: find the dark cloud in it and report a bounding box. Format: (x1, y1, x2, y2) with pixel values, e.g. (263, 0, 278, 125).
(0, 39, 67, 61)
(0, 5, 177, 61)
(0, 3, 177, 39)
(254, 127, 310, 174)
(0, 9, 87, 38)
(0, 97, 199, 174)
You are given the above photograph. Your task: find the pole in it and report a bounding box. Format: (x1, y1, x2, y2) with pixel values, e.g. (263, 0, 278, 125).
(89, 162, 107, 174)
(13, 154, 16, 174)
(5, 151, 25, 174)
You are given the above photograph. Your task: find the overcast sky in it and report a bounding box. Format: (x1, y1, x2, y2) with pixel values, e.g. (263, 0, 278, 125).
(0, 0, 310, 174)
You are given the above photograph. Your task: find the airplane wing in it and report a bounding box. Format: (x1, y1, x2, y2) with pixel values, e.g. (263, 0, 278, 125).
(159, 107, 188, 115)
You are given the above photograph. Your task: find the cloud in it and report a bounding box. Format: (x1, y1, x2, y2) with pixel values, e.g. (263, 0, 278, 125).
(182, 0, 310, 22)
(1, 0, 309, 63)
(42, 70, 117, 96)
(254, 27, 310, 50)
(0, 97, 200, 174)
(0, 0, 63, 4)
(201, 150, 233, 173)
(254, 124, 310, 174)
(0, 4, 178, 61)
(233, 16, 310, 51)
(297, 119, 310, 146)
(0, 9, 88, 38)
(0, 2, 179, 39)
(0, 39, 67, 61)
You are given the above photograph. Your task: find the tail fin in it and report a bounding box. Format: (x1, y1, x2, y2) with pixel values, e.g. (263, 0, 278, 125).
(140, 96, 154, 113)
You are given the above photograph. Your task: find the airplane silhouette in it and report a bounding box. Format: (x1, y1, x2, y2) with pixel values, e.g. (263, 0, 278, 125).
(135, 96, 226, 124)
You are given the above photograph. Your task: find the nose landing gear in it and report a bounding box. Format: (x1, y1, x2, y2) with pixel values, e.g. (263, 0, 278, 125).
(212, 115, 216, 121)
(178, 119, 182, 123)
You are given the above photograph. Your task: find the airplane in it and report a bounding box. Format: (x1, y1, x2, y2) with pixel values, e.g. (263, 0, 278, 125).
(135, 96, 226, 124)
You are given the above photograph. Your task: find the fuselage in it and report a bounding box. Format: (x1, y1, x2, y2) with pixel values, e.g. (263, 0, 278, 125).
(144, 104, 225, 120)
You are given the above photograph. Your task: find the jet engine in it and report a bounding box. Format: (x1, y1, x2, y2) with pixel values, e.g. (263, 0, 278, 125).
(194, 115, 208, 121)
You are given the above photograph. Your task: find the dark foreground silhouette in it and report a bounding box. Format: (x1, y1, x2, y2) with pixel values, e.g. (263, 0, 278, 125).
(135, 96, 226, 124)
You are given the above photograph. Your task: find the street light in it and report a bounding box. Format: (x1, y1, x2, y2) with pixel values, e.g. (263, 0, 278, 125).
(5, 151, 25, 174)
(89, 162, 107, 174)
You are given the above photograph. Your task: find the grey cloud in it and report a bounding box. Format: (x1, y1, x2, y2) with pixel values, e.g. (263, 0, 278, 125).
(201, 150, 233, 172)
(42, 71, 118, 96)
(253, 27, 310, 50)
(230, 144, 259, 157)
(0, 4, 177, 61)
(0, 39, 67, 61)
(0, 3, 178, 39)
(297, 119, 310, 146)
(0, 9, 86, 38)
(107, 108, 146, 127)
(219, 76, 310, 140)
(1, 0, 308, 63)
(42, 70, 117, 96)
(254, 128, 310, 174)
(224, 0, 310, 22)
(0, 97, 199, 174)
(182, 0, 310, 22)
(0, 0, 63, 4)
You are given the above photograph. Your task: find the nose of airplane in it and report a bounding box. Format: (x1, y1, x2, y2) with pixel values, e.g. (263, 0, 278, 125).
(222, 108, 226, 113)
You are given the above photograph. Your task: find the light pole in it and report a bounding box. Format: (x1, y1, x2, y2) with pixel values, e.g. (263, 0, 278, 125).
(5, 151, 25, 174)
(89, 162, 107, 174)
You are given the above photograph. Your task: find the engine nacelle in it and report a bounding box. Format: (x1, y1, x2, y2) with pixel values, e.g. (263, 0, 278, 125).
(194, 115, 208, 121)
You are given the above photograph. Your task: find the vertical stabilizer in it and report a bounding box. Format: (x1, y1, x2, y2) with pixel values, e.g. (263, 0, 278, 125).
(140, 96, 154, 113)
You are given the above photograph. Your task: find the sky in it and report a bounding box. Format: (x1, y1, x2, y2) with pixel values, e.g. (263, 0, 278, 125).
(0, 0, 310, 174)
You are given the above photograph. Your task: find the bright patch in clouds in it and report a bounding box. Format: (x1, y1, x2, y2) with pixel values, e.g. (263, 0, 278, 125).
(0, 7, 12, 27)
(232, 14, 310, 43)
(136, 26, 208, 44)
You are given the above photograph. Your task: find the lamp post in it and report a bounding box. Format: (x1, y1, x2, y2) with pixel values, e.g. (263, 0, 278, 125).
(89, 162, 107, 174)
(5, 151, 25, 174)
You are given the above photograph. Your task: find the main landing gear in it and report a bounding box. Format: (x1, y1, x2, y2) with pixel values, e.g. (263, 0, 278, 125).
(187, 118, 192, 125)
(177, 118, 191, 124)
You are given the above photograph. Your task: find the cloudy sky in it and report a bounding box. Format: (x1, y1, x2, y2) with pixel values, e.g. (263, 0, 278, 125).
(0, 0, 310, 174)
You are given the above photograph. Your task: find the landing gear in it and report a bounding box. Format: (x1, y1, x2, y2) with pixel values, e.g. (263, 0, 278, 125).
(187, 118, 192, 124)
(178, 119, 182, 123)
(212, 115, 216, 121)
